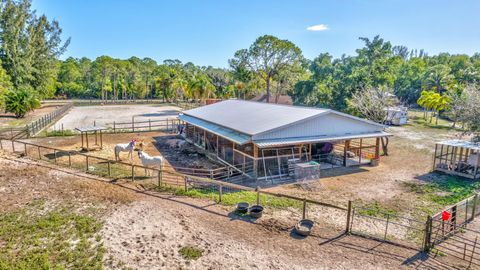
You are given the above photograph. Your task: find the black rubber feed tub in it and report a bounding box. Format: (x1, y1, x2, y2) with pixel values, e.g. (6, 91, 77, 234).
(236, 202, 249, 214)
(248, 205, 264, 218)
(295, 219, 314, 236)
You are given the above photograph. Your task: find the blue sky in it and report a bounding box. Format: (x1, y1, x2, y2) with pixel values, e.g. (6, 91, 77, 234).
(33, 0, 480, 67)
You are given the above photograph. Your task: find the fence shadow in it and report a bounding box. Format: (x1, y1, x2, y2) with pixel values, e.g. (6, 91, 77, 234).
(319, 166, 369, 179)
(138, 110, 180, 117)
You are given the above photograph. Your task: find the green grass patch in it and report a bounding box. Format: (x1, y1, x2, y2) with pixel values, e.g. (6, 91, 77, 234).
(403, 175, 479, 207)
(0, 202, 105, 269)
(179, 246, 203, 260)
(43, 129, 75, 137)
(153, 185, 302, 210)
(356, 201, 399, 218)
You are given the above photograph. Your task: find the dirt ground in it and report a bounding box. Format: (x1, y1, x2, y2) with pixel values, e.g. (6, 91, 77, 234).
(0, 103, 65, 128)
(269, 123, 465, 216)
(50, 104, 181, 131)
(0, 152, 464, 269)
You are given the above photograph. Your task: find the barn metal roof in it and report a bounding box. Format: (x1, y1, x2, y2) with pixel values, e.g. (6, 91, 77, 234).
(178, 114, 251, 145)
(254, 131, 391, 148)
(182, 100, 330, 135)
(437, 140, 480, 150)
(180, 100, 387, 146)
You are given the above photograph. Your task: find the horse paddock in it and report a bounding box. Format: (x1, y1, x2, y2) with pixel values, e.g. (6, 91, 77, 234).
(49, 104, 181, 131)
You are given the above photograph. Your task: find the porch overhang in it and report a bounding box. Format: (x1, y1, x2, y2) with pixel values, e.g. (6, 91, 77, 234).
(253, 131, 392, 148)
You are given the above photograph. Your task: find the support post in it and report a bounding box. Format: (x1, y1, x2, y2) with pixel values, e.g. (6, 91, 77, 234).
(343, 140, 349, 167)
(472, 194, 478, 221)
(149, 119, 151, 131)
(68, 152, 71, 167)
(107, 161, 111, 177)
(54, 150, 57, 164)
(81, 132, 84, 149)
(38, 146, 41, 159)
(11, 140, 15, 152)
(113, 121, 116, 133)
(346, 200, 352, 234)
(86, 156, 89, 171)
(256, 187, 260, 205)
(24, 143, 27, 156)
(131, 164, 135, 181)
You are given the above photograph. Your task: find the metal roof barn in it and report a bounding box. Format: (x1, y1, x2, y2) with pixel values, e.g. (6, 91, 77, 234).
(178, 100, 391, 184)
(179, 100, 388, 146)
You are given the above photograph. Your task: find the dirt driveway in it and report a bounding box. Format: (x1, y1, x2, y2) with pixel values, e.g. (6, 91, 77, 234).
(50, 104, 181, 130)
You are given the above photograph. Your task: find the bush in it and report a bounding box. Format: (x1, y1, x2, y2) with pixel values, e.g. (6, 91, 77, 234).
(179, 246, 203, 260)
(4, 88, 41, 118)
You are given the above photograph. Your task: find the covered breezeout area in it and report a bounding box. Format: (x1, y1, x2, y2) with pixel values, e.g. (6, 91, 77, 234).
(433, 140, 480, 179)
(178, 100, 391, 184)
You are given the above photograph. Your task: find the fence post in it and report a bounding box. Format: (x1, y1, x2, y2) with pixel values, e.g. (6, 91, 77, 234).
(53, 149, 57, 164)
(132, 117, 135, 132)
(346, 200, 352, 234)
(68, 152, 71, 167)
(0, 139, 3, 150)
(131, 164, 135, 181)
(38, 146, 41, 159)
(184, 176, 188, 191)
(113, 121, 116, 133)
(424, 216, 433, 251)
(302, 199, 307, 219)
(62, 124, 64, 136)
(24, 143, 27, 156)
(384, 214, 390, 240)
(149, 119, 151, 131)
(11, 140, 15, 152)
(219, 184, 223, 202)
(256, 187, 260, 205)
(472, 194, 478, 221)
(157, 169, 162, 186)
(107, 161, 111, 177)
(86, 156, 89, 171)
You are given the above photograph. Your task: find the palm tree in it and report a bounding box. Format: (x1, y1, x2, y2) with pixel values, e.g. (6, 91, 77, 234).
(4, 88, 41, 118)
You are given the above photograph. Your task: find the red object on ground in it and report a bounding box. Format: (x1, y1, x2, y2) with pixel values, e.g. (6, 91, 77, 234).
(442, 211, 451, 221)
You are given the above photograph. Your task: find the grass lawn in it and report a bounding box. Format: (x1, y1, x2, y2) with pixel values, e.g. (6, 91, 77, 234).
(153, 185, 302, 210)
(0, 201, 104, 269)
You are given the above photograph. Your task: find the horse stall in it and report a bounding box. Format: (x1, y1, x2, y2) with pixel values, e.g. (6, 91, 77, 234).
(433, 140, 480, 180)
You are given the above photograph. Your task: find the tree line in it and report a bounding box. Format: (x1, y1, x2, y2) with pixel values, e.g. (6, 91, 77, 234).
(0, 0, 479, 137)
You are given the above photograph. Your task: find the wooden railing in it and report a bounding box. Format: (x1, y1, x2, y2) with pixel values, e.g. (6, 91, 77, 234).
(26, 103, 73, 136)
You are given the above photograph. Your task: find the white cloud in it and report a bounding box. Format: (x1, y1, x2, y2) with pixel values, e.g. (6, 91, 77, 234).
(306, 24, 329, 32)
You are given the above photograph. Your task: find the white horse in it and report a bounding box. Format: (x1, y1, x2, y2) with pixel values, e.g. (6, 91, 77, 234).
(114, 140, 137, 161)
(137, 150, 164, 176)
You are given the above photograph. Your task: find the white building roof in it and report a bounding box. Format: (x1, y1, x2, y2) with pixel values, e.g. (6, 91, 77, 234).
(180, 99, 387, 146)
(438, 140, 480, 151)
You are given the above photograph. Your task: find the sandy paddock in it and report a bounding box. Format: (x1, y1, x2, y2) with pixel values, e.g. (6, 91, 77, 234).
(50, 104, 181, 131)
